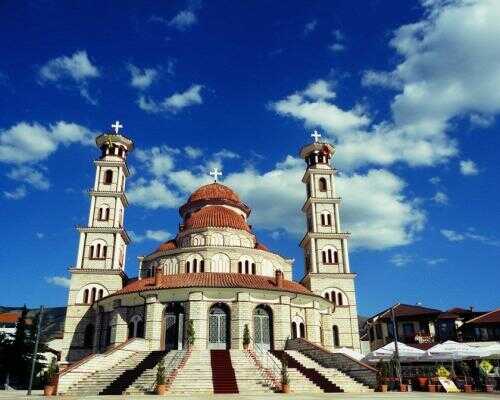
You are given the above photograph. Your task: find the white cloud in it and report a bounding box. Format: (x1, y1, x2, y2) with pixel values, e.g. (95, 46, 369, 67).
(303, 80, 336, 100)
(441, 228, 500, 246)
(7, 166, 50, 190)
(213, 149, 239, 160)
(429, 176, 441, 185)
(135, 146, 177, 177)
(470, 113, 495, 128)
(39, 51, 100, 103)
(329, 43, 345, 52)
(3, 186, 26, 200)
(45, 276, 70, 288)
(169, 10, 197, 30)
(304, 20, 317, 35)
(361, 70, 402, 90)
(459, 159, 479, 175)
(138, 85, 203, 114)
(36, 232, 44, 239)
(127, 64, 158, 90)
(128, 179, 182, 209)
(329, 30, 345, 52)
(432, 191, 448, 205)
(184, 146, 203, 159)
(39, 51, 100, 82)
(390, 253, 413, 267)
(425, 257, 446, 266)
(130, 229, 171, 243)
(0, 121, 95, 164)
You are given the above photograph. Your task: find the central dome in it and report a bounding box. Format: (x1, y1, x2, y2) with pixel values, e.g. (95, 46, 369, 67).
(185, 205, 250, 232)
(188, 182, 241, 204)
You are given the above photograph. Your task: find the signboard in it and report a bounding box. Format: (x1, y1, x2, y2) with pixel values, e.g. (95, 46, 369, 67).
(438, 378, 460, 393)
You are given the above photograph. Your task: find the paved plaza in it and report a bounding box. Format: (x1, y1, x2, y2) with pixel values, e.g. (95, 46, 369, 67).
(1, 392, 500, 400)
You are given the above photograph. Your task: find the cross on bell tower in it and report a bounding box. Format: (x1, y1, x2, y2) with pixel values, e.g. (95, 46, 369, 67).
(209, 167, 223, 182)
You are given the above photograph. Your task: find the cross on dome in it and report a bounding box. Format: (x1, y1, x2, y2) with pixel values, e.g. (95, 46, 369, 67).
(209, 167, 223, 182)
(111, 120, 123, 134)
(311, 129, 322, 143)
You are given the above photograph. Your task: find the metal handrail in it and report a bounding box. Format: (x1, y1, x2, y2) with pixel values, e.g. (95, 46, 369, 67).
(148, 349, 186, 392)
(248, 334, 282, 389)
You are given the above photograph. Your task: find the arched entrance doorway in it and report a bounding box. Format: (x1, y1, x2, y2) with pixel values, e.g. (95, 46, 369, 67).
(208, 303, 230, 350)
(163, 303, 185, 350)
(253, 305, 273, 351)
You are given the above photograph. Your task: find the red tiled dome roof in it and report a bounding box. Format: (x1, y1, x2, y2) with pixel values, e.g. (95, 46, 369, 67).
(185, 205, 250, 232)
(188, 183, 241, 204)
(255, 242, 269, 251)
(157, 239, 177, 252)
(110, 272, 316, 298)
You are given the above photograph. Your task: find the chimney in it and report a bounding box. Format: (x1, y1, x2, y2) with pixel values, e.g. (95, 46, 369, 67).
(275, 269, 284, 288)
(154, 266, 163, 286)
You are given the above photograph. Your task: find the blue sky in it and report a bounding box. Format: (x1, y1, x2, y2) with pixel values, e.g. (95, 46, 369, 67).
(1, 0, 499, 316)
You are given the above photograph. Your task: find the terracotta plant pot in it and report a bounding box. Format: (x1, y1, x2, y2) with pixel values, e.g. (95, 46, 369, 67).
(485, 384, 494, 393)
(417, 376, 428, 387)
(428, 384, 437, 393)
(156, 384, 166, 395)
(44, 385, 56, 396)
(380, 384, 388, 392)
(463, 384, 472, 393)
(399, 384, 407, 392)
(282, 383, 290, 393)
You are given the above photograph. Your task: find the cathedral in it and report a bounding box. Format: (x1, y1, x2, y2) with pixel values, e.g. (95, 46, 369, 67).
(60, 123, 361, 365)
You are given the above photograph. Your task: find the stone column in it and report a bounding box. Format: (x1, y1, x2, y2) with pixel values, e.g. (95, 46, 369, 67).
(187, 292, 207, 350)
(321, 313, 334, 351)
(110, 301, 128, 346)
(305, 301, 321, 345)
(145, 294, 163, 350)
(232, 292, 252, 349)
(272, 296, 291, 350)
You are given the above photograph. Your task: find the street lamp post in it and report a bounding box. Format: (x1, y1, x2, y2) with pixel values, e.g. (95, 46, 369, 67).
(390, 304, 402, 386)
(27, 305, 44, 396)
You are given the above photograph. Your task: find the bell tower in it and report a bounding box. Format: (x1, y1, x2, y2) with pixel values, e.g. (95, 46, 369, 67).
(61, 121, 134, 363)
(299, 130, 360, 350)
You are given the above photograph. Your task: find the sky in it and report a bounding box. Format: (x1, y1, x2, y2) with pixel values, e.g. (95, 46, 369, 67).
(0, 0, 499, 316)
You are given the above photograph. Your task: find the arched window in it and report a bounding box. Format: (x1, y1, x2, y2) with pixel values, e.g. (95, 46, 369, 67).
(324, 292, 330, 301)
(193, 258, 198, 273)
(200, 260, 205, 272)
(291, 322, 297, 339)
(102, 245, 107, 258)
(251, 263, 256, 275)
(321, 214, 326, 226)
(186, 255, 203, 273)
(319, 177, 328, 192)
(333, 325, 340, 347)
(91, 287, 97, 303)
(128, 315, 144, 339)
(337, 292, 343, 306)
(322, 251, 327, 264)
(331, 291, 336, 305)
(245, 260, 249, 274)
(299, 323, 306, 338)
(89, 245, 95, 259)
(321, 212, 332, 226)
(327, 213, 332, 226)
(322, 247, 338, 264)
(98, 289, 104, 300)
(104, 169, 113, 184)
(186, 261, 190, 273)
(238, 261, 243, 273)
(83, 289, 89, 304)
(211, 253, 230, 273)
(84, 324, 95, 348)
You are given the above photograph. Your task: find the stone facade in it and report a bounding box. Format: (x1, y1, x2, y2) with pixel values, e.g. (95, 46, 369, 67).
(60, 127, 361, 364)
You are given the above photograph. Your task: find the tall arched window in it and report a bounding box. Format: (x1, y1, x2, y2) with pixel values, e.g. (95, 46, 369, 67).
(98, 289, 104, 300)
(319, 177, 328, 192)
(104, 169, 113, 184)
(333, 325, 340, 347)
(245, 260, 249, 274)
(200, 260, 205, 272)
(211, 253, 230, 273)
(291, 322, 297, 339)
(321, 212, 332, 226)
(337, 292, 343, 306)
(324, 292, 330, 301)
(238, 261, 243, 273)
(322, 247, 339, 264)
(91, 287, 97, 303)
(251, 263, 256, 275)
(299, 323, 306, 338)
(186, 261, 190, 273)
(84, 324, 95, 348)
(331, 291, 337, 305)
(193, 258, 198, 273)
(83, 289, 89, 304)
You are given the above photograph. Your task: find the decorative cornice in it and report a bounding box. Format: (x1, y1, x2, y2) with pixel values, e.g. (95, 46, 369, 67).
(93, 160, 130, 177)
(301, 196, 342, 212)
(299, 231, 351, 247)
(77, 226, 131, 244)
(88, 190, 129, 207)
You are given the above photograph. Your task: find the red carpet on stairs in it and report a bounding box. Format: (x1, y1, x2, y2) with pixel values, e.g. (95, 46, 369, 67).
(210, 350, 239, 394)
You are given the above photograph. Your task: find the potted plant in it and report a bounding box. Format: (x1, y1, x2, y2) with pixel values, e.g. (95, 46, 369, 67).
(43, 358, 59, 396)
(243, 324, 251, 350)
(186, 319, 195, 350)
(416, 367, 428, 389)
(281, 357, 290, 393)
(427, 366, 438, 392)
(156, 357, 166, 395)
(479, 360, 494, 392)
(376, 361, 389, 392)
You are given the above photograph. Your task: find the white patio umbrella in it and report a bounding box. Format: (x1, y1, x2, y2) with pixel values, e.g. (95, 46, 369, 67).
(365, 341, 425, 362)
(332, 347, 365, 361)
(425, 340, 488, 361)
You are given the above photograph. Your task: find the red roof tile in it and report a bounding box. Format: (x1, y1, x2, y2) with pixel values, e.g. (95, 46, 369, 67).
(156, 239, 177, 252)
(185, 205, 250, 232)
(466, 308, 500, 325)
(188, 183, 241, 204)
(255, 242, 269, 251)
(110, 272, 315, 297)
(0, 312, 20, 324)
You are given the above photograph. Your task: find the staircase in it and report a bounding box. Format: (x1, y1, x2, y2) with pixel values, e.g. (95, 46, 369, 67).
(100, 350, 167, 395)
(273, 350, 342, 393)
(285, 337, 377, 390)
(65, 351, 150, 396)
(168, 350, 214, 393)
(125, 350, 187, 394)
(211, 350, 239, 393)
(286, 350, 373, 393)
(230, 350, 275, 393)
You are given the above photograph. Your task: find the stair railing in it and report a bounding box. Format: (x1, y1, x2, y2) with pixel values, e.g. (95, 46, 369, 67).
(147, 350, 186, 393)
(247, 335, 282, 390)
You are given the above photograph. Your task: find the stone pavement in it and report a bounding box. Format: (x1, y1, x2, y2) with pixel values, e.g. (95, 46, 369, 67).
(1, 391, 500, 400)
